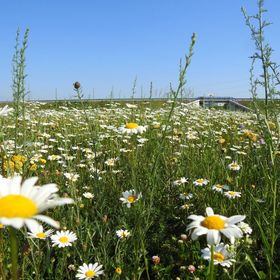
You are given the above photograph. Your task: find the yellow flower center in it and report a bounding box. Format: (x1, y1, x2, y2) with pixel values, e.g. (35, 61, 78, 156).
(59, 236, 69, 243)
(115, 267, 122, 275)
(213, 252, 225, 262)
(36, 232, 46, 239)
(85, 270, 95, 277)
(201, 216, 225, 230)
(127, 195, 137, 203)
(125, 123, 138, 129)
(0, 195, 38, 218)
(228, 191, 235, 196)
(196, 179, 204, 183)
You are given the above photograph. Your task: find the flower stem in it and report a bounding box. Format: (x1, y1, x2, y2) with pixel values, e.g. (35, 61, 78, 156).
(9, 227, 18, 280)
(209, 244, 215, 280)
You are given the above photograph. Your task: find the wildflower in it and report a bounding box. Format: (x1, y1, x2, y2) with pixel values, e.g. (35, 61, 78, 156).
(51, 230, 77, 248)
(173, 177, 188, 186)
(27, 224, 53, 239)
(76, 263, 104, 279)
(237, 222, 252, 235)
(116, 229, 131, 239)
(224, 191, 241, 199)
(0, 175, 73, 230)
(201, 243, 235, 267)
(64, 172, 80, 182)
(104, 158, 118, 166)
(0, 105, 13, 117)
(212, 184, 230, 193)
(186, 207, 245, 244)
(48, 155, 62, 161)
(115, 267, 122, 275)
(179, 192, 193, 200)
(188, 265, 196, 273)
(119, 123, 147, 135)
(193, 179, 209, 186)
(120, 189, 142, 208)
(152, 255, 160, 265)
(83, 192, 94, 199)
(228, 161, 241, 171)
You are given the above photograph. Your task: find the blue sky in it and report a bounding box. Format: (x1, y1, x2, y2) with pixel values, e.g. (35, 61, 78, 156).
(0, 0, 280, 101)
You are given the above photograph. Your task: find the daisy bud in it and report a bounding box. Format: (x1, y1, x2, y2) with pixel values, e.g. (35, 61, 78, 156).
(188, 265, 196, 273)
(152, 255, 160, 265)
(180, 234, 188, 241)
(73, 81, 81, 89)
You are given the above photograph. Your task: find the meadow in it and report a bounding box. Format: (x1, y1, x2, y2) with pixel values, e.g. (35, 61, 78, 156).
(1, 1, 280, 279)
(0, 96, 280, 279)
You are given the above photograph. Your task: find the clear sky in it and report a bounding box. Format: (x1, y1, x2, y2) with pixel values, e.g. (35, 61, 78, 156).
(0, 0, 280, 101)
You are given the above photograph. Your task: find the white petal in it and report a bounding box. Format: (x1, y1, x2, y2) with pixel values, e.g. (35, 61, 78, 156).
(226, 215, 246, 225)
(8, 176, 22, 195)
(206, 207, 214, 216)
(21, 177, 38, 197)
(25, 219, 41, 232)
(35, 215, 60, 228)
(207, 230, 221, 245)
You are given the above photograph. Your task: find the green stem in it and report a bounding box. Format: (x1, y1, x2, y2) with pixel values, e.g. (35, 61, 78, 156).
(9, 227, 18, 280)
(209, 244, 215, 280)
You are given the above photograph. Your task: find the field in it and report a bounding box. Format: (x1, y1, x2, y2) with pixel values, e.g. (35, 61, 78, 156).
(0, 100, 279, 279)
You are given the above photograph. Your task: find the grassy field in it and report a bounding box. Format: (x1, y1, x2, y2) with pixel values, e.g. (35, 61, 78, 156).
(0, 100, 279, 279)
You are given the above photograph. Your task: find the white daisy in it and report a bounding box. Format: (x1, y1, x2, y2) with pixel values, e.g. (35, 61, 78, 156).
(119, 123, 147, 135)
(116, 229, 131, 239)
(186, 207, 246, 245)
(0, 175, 73, 230)
(0, 105, 14, 117)
(173, 177, 188, 186)
(83, 192, 94, 199)
(201, 243, 235, 267)
(212, 184, 230, 193)
(51, 230, 77, 248)
(64, 172, 80, 182)
(193, 178, 209, 186)
(27, 224, 53, 239)
(228, 161, 241, 171)
(76, 262, 104, 279)
(120, 189, 142, 208)
(224, 191, 241, 199)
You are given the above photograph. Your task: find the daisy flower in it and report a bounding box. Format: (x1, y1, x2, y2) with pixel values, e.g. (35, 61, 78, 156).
(0, 175, 73, 230)
(179, 192, 193, 200)
(27, 224, 53, 239)
(212, 184, 230, 193)
(201, 243, 235, 267)
(0, 105, 14, 117)
(120, 189, 142, 208)
(186, 207, 245, 244)
(228, 161, 241, 171)
(51, 230, 77, 247)
(193, 178, 209, 186)
(76, 263, 104, 279)
(83, 192, 94, 199)
(116, 229, 131, 239)
(224, 191, 241, 199)
(119, 123, 147, 135)
(173, 177, 188, 186)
